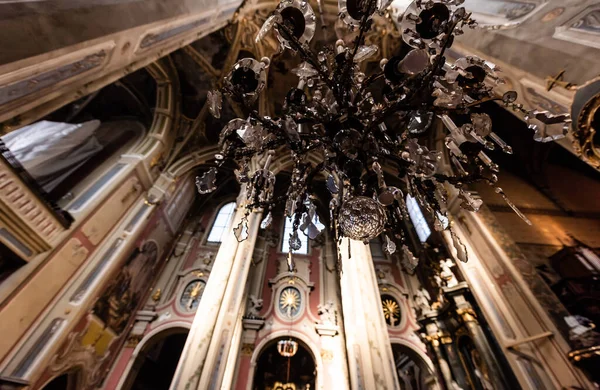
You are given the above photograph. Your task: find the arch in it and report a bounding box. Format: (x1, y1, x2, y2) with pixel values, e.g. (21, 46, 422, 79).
(247, 330, 324, 390)
(62, 59, 178, 213)
(388, 338, 434, 373)
(117, 324, 190, 390)
(390, 342, 439, 390)
(40, 367, 82, 390)
(206, 201, 237, 243)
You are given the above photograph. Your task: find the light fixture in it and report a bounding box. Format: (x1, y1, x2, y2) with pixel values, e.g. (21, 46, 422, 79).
(277, 339, 299, 357)
(197, 0, 571, 269)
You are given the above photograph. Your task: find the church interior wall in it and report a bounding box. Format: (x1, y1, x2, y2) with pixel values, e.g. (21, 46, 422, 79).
(0, 1, 598, 388)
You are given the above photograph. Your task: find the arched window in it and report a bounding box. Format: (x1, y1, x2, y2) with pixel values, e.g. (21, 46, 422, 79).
(207, 202, 236, 243)
(406, 194, 431, 242)
(281, 214, 325, 255)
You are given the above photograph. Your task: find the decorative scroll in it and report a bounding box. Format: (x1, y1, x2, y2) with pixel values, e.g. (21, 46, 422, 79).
(138, 16, 212, 50)
(0, 51, 108, 107)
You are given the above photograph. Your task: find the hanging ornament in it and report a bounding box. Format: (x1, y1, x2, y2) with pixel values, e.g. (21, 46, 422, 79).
(339, 197, 387, 243)
(277, 339, 299, 357)
(234, 217, 249, 242)
(195, 167, 217, 194)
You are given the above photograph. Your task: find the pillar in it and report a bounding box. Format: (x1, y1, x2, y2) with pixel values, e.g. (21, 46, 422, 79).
(169, 187, 262, 390)
(455, 303, 510, 390)
(339, 238, 400, 390)
(421, 319, 456, 390)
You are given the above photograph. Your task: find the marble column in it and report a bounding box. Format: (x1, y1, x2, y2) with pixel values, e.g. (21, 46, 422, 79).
(456, 303, 509, 390)
(339, 238, 400, 390)
(421, 319, 456, 390)
(169, 188, 262, 390)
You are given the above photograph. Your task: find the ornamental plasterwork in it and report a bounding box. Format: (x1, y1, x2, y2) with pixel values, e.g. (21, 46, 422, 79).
(554, 5, 600, 49)
(48, 324, 112, 388)
(278, 286, 302, 319)
(381, 295, 402, 327)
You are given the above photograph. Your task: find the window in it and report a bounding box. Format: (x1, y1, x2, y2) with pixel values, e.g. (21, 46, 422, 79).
(406, 194, 431, 242)
(207, 202, 236, 243)
(281, 213, 325, 255)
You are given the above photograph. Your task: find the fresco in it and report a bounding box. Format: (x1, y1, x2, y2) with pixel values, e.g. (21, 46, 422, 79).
(93, 241, 159, 334)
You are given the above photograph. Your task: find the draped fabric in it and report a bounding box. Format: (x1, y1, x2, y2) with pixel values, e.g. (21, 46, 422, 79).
(1, 120, 145, 194)
(2, 120, 103, 192)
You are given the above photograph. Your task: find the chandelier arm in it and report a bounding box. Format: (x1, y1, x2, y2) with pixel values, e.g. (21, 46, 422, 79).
(337, 0, 377, 106)
(461, 96, 503, 109)
(275, 22, 340, 101)
(420, 16, 464, 89)
(433, 172, 494, 186)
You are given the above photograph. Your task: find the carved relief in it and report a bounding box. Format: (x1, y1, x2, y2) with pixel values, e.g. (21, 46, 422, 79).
(138, 15, 213, 51)
(92, 241, 159, 334)
(571, 77, 600, 169)
(246, 295, 264, 319)
(0, 49, 110, 107)
(0, 159, 66, 249)
(48, 316, 114, 389)
(317, 301, 337, 326)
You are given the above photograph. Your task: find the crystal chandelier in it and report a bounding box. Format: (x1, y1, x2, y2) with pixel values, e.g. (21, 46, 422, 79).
(196, 0, 570, 268)
(278, 339, 299, 357)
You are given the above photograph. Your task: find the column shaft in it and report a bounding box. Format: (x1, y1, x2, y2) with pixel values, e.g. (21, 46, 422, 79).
(339, 238, 400, 390)
(169, 191, 261, 390)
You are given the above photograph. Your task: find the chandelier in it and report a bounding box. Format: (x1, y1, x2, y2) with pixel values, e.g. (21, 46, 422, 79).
(196, 0, 570, 269)
(277, 339, 299, 357)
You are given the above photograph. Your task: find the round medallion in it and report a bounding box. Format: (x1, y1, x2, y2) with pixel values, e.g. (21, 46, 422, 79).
(382, 295, 402, 327)
(180, 280, 205, 311)
(279, 286, 302, 319)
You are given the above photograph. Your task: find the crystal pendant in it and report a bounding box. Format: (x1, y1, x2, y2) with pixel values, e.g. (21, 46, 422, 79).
(432, 80, 464, 108)
(398, 49, 430, 76)
(401, 245, 419, 273)
(354, 45, 379, 63)
(458, 189, 483, 212)
(207, 90, 222, 118)
(408, 111, 433, 134)
(291, 61, 319, 78)
(234, 217, 249, 242)
(256, 14, 282, 43)
(495, 187, 532, 225)
(300, 201, 323, 239)
(260, 212, 273, 229)
(470, 113, 492, 137)
(378, 186, 401, 206)
(289, 231, 302, 251)
(451, 230, 468, 262)
(195, 167, 217, 194)
(282, 116, 300, 142)
(238, 122, 266, 150)
(382, 235, 396, 255)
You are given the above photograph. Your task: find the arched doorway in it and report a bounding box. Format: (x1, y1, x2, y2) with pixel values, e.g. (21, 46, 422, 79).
(392, 344, 439, 390)
(253, 337, 316, 390)
(41, 370, 80, 390)
(121, 328, 189, 390)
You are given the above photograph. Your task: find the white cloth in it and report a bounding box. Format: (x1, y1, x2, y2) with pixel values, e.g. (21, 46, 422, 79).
(2, 120, 103, 192)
